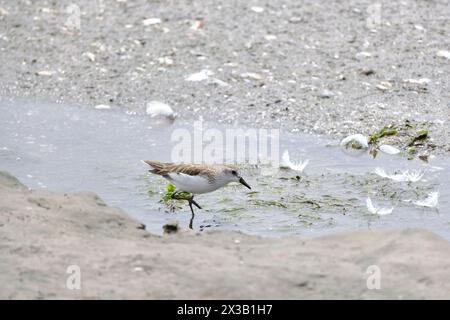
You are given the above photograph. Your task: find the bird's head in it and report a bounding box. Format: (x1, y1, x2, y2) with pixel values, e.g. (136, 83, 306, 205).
(223, 166, 251, 189)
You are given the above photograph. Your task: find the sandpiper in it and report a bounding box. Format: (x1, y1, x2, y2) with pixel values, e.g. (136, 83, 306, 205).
(142, 160, 251, 228)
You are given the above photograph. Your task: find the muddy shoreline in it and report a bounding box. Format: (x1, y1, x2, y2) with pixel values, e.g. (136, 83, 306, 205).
(0, 0, 449, 156)
(1, 0, 449, 299)
(1, 170, 450, 299)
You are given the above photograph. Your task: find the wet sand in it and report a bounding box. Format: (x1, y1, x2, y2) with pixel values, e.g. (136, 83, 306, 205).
(1, 171, 449, 299)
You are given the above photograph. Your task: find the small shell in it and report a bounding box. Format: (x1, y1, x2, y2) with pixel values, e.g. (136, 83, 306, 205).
(378, 144, 400, 155)
(186, 70, 213, 82)
(251, 6, 264, 13)
(142, 18, 161, 26)
(403, 78, 431, 85)
(36, 70, 54, 76)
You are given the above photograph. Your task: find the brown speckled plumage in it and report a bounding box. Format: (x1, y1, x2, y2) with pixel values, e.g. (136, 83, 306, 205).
(142, 160, 237, 182)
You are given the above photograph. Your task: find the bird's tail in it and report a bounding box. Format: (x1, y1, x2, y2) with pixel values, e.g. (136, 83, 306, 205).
(141, 160, 167, 175)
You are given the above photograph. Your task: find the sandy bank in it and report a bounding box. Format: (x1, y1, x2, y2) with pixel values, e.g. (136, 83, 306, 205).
(1, 170, 449, 299)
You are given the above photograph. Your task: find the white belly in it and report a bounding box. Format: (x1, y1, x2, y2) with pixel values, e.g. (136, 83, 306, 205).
(165, 173, 225, 194)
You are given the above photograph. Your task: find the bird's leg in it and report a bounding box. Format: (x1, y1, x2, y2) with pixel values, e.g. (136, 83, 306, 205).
(189, 195, 202, 209)
(171, 190, 181, 198)
(171, 192, 202, 209)
(188, 201, 195, 230)
(187, 195, 202, 230)
(170, 192, 202, 230)
(170, 191, 187, 201)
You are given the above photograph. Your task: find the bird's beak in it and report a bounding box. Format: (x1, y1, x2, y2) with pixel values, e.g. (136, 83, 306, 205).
(239, 177, 251, 189)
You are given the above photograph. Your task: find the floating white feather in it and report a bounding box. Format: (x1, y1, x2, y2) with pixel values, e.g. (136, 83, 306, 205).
(146, 101, 175, 119)
(280, 150, 309, 172)
(340, 134, 369, 149)
(94, 104, 111, 110)
(366, 197, 394, 215)
(374, 167, 424, 182)
(413, 192, 439, 208)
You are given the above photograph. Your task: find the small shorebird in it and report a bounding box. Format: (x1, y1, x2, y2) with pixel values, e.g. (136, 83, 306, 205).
(142, 160, 251, 229)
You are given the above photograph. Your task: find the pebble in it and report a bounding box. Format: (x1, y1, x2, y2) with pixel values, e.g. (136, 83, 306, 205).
(289, 16, 302, 23)
(186, 70, 213, 81)
(163, 220, 179, 234)
(142, 18, 161, 26)
(210, 78, 229, 87)
(403, 78, 431, 85)
(157, 56, 173, 65)
(376, 81, 392, 91)
(36, 70, 54, 76)
(264, 35, 277, 41)
(436, 50, 450, 59)
(251, 6, 264, 13)
(240, 72, 263, 80)
(355, 51, 372, 59)
(360, 68, 375, 76)
(0, 7, 9, 16)
(190, 20, 204, 30)
(319, 89, 335, 98)
(84, 52, 96, 62)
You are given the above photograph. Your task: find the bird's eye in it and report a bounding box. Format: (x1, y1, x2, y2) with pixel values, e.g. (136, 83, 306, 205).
(231, 170, 237, 175)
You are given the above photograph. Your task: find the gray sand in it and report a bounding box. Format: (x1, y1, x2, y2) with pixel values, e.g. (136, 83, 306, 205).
(0, 0, 449, 154)
(1, 171, 449, 299)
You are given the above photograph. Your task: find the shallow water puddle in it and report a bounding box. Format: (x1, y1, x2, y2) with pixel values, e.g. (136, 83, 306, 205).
(1, 100, 449, 238)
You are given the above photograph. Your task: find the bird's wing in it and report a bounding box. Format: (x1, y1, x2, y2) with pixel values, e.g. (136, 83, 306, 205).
(141, 160, 166, 174)
(142, 161, 219, 180)
(164, 164, 218, 180)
